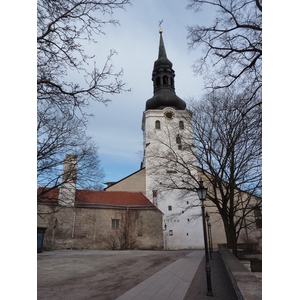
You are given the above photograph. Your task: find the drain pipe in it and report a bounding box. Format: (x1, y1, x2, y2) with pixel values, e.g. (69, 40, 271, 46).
(72, 208, 76, 239)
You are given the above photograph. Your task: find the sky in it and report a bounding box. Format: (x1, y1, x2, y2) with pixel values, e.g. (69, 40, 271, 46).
(83, 0, 215, 184)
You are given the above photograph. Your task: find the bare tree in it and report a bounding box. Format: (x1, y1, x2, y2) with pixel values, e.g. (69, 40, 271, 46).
(37, 0, 131, 193)
(186, 0, 262, 108)
(37, 113, 105, 198)
(191, 91, 261, 255)
(37, 0, 131, 114)
(146, 91, 261, 255)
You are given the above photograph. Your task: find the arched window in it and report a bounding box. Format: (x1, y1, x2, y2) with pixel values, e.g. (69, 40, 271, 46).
(155, 120, 160, 129)
(163, 75, 168, 84)
(176, 135, 181, 144)
(156, 77, 161, 87)
(170, 78, 174, 88)
(179, 121, 184, 129)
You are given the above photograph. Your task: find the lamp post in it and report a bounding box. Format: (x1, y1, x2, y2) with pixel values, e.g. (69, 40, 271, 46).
(209, 222, 213, 254)
(197, 179, 213, 297)
(205, 212, 213, 259)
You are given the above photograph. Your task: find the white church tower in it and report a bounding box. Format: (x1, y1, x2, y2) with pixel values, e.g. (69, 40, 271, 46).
(141, 30, 204, 249)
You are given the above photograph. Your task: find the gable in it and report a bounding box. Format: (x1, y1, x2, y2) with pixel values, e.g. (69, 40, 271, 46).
(104, 168, 146, 194)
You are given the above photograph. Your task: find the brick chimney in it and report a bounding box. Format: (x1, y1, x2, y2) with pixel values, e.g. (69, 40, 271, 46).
(58, 154, 78, 207)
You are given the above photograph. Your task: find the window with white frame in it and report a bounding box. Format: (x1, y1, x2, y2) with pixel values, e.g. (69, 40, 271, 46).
(111, 219, 120, 229)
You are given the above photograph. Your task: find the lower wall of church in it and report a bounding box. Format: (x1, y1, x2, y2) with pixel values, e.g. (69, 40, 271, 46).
(37, 204, 163, 251)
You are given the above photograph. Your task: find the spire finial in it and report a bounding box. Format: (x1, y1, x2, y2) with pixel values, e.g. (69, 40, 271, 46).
(159, 19, 163, 34)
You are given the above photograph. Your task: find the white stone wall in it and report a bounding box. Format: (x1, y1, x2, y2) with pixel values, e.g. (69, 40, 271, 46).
(142, 107, 204, 249)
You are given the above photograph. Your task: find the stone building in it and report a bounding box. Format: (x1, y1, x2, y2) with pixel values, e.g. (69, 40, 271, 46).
(37, 183, 163, 251)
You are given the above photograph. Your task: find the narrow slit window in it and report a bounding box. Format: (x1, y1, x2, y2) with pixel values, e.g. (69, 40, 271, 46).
(179, 121, 184, 129)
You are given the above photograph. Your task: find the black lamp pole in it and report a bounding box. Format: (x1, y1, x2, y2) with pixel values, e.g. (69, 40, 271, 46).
(205, 212, 213, 259)
(209, 222, 213, 254)
(197, 179, 213, 297)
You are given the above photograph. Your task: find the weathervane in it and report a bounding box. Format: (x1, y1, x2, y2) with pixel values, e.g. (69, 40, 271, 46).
(159, 19, 163, 33)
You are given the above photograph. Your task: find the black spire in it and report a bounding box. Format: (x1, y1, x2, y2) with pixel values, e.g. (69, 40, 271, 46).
(145, 30, 186, 111)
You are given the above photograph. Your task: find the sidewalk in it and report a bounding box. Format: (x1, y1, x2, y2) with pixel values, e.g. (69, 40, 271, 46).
(116, 250, 237, 300)
(184, 250, 237, 300)
(116, 251, 204, 300)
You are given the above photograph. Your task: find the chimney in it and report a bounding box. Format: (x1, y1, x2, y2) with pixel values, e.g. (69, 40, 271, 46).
(58, 154, 78, 207)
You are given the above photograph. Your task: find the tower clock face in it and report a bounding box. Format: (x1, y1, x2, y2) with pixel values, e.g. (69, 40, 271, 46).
(164, 110, 175, 120)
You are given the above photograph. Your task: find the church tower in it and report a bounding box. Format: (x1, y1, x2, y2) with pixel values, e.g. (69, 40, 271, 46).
(141, 30, 204, 249)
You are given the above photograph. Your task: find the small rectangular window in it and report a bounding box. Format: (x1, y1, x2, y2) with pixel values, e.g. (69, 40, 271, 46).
(112, 219, 120, 229)
(168, 205, 172, 211)
(253, 206, 262, 229)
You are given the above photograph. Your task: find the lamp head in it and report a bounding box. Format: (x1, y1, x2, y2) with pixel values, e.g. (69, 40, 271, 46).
(205, 212, 210, 222)
(197, 179, 207, 200)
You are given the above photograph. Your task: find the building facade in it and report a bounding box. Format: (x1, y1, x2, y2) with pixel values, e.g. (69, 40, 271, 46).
(106, 30, 262, 251)
(37, 155, 164, 251)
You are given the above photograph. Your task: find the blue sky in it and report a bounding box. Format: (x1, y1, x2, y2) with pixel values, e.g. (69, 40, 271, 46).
(84, 0, 215, 184)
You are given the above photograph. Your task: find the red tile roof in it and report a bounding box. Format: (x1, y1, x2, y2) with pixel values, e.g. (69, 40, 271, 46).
(37, 187, 59, 202)
(76, 190, 154, 207)
(37, 188, 155, 208)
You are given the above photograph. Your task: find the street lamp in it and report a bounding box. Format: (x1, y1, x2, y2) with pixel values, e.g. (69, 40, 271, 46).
(205, 212, 213, 259)
(197, 179, 213, 297)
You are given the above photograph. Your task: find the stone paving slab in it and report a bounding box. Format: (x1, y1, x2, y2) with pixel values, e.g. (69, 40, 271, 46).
(116, 250, 204, 300)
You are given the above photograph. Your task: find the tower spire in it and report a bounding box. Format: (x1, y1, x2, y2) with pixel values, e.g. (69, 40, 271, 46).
(145, 30, 186, 111)
(158, 29, 167, 59)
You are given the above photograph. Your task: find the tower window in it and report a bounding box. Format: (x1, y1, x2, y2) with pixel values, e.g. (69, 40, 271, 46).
(156, 77, 161, 87)
(176, 135, 181, 144)
(155, 120, 160, 129)
(163, 75, 168, 84)
(179, 121, 184, 129)
(168, 205, 172, 211)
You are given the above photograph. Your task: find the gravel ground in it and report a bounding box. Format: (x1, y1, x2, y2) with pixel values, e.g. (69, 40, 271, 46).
(37, 249, 192, 300)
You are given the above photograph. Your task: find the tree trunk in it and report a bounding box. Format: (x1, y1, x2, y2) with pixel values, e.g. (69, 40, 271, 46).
(226, 225, 238, 257)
